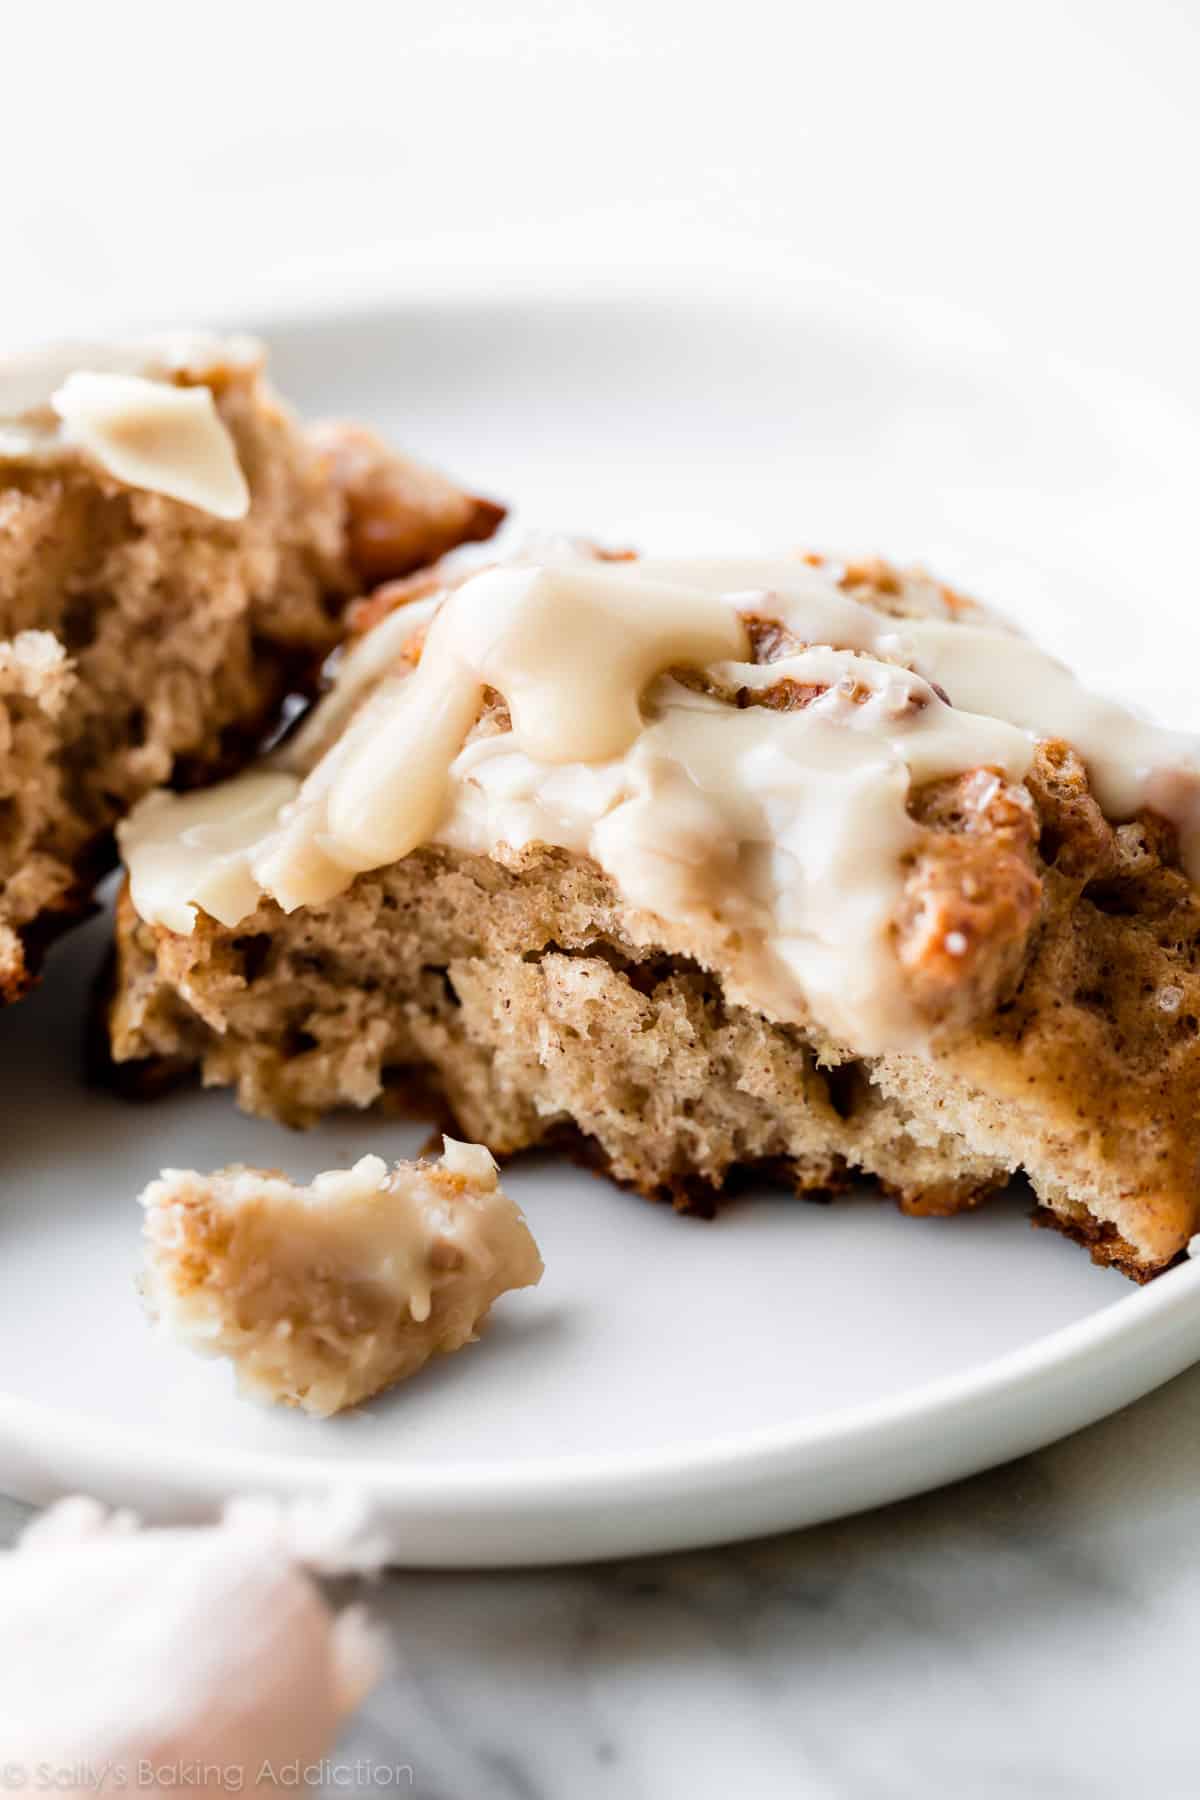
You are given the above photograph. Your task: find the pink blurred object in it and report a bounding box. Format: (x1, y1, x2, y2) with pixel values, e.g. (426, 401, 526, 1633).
(0, 1494, 385, 1792)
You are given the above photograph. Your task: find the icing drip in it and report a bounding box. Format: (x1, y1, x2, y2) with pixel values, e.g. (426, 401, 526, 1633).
(0, 334, 252, 518)
(324, 562, 751, 870)
(51, 371, 249, 518)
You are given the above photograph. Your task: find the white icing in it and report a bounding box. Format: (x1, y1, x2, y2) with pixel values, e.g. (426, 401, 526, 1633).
(895, 619, 1200, 867)
(118, 552, 1200, 1055)
(441, 660, 1031, 1045)
(124, 770, 298, 935)
(276, 596, 441, 772)
(0, 334, 253, 519)
(51, 372, 249, 518)
(322, 562, 751, 871)
(441, 1135, 501, 1182)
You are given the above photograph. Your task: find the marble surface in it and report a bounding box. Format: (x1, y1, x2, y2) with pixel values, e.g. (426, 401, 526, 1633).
(6, 1360, 1200, 1797)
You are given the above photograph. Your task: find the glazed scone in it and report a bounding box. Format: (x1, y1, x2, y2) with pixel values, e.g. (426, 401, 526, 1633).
(111, 548, 1200, 1279)
(139, 1141, 543, 1415)
(0, 333, 503, 1000)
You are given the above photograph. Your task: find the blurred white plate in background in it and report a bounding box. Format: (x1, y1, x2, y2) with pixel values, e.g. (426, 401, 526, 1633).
(2, 277, 1199, 1565)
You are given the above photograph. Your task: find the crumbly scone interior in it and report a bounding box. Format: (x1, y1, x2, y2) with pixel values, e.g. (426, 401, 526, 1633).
(139, 1139, 543, 1416)
(111, 548, 1200, 1278)
(0, 335, 504, 1000)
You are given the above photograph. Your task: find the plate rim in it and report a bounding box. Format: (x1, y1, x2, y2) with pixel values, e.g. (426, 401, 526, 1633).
(3, 1252, 1200, 1498)
(4, 275, 1199, 1562)
(3, 1253, 1200, 1564)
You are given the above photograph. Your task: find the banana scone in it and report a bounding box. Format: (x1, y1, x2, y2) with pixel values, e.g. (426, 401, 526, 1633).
(0, 333, 502, 1000)
(139, 1140, 542, 1415)
(111, 548, 1200, 1280)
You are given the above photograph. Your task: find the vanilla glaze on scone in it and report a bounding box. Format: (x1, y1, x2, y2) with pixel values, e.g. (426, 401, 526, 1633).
(120, 548, 1200, 1057)
(0, 330, 505, 1003)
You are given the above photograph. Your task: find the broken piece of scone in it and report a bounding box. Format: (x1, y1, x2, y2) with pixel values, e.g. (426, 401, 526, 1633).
(139, 1141, 542, 1416)
(0, 332, 504, 1004)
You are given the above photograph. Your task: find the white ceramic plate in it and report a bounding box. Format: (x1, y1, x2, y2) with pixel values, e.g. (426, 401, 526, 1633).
(3, 275, 1200, 1567)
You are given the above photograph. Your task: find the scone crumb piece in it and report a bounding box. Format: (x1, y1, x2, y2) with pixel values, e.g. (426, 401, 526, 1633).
(139, 1140, 542, 1416)
(0, 630, 74, 713)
